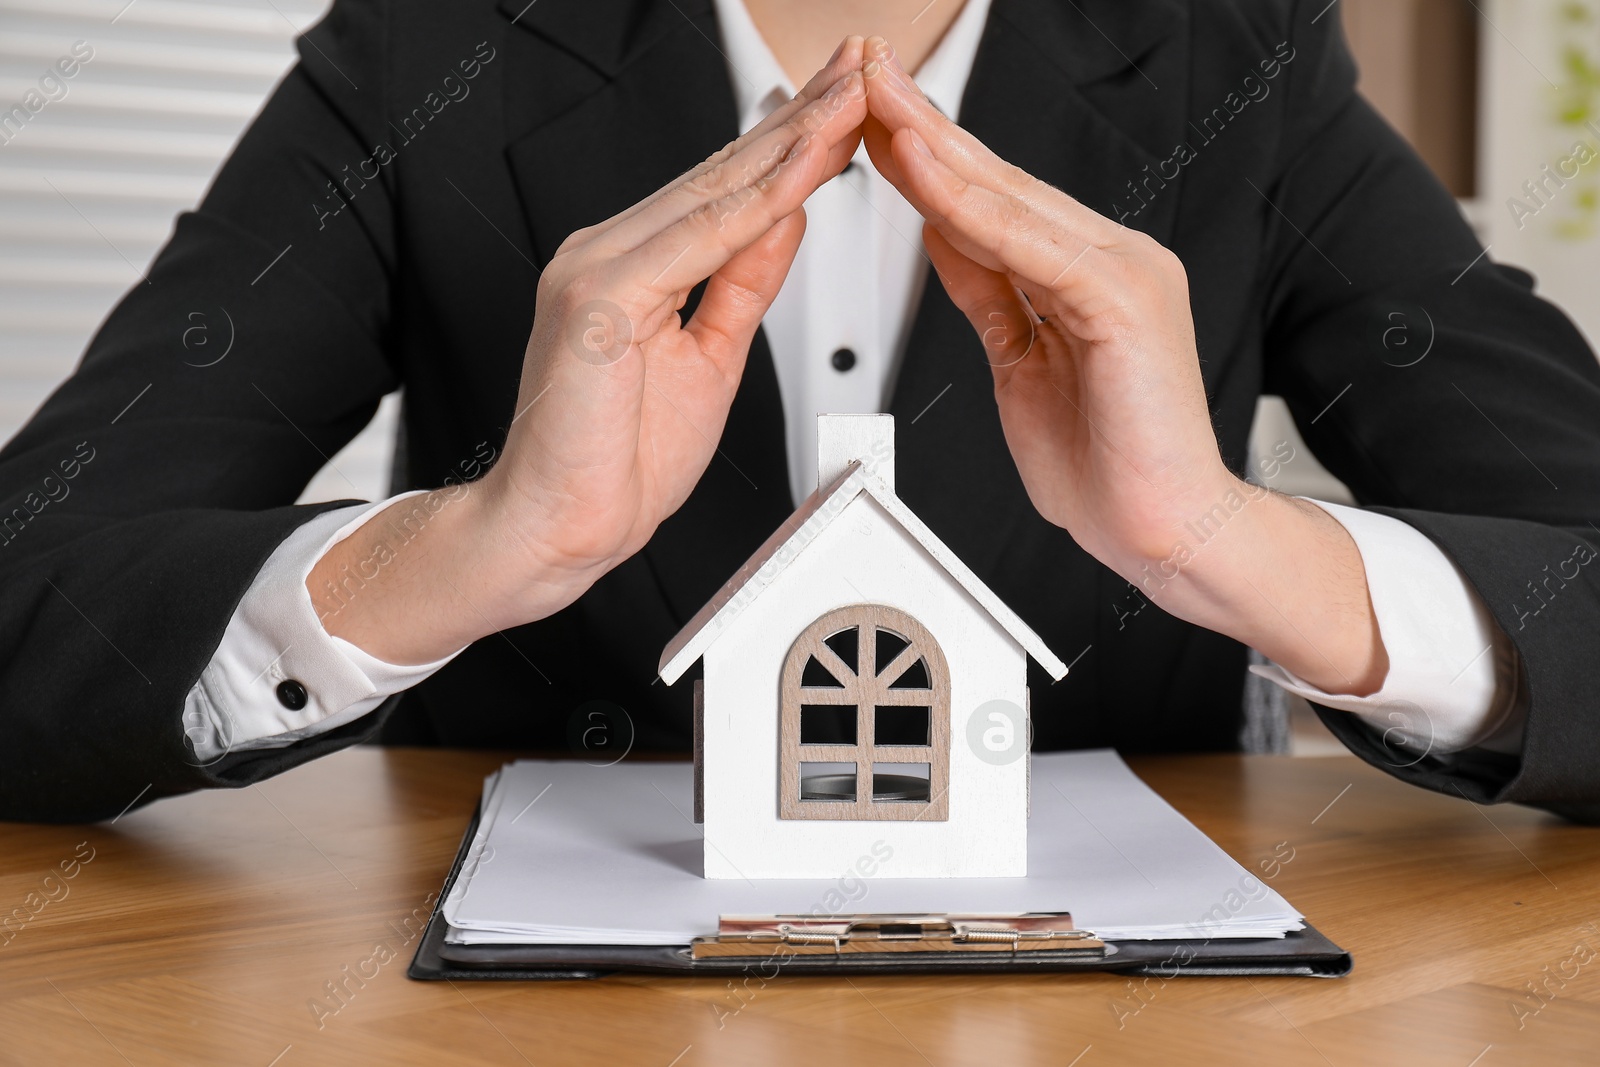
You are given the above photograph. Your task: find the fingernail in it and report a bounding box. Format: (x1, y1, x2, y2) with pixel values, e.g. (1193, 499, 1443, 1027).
(875, 37, 907, 76)
(866, 45, 910, 91)
(863, 58, 882, 79)
(908, 129, 934, 158)
(828, 37, 848, 65)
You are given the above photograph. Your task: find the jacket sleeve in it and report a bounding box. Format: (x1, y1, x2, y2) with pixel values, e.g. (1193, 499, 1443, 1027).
(1259, 1, 1600, 820)
(0, 0, 402, 822)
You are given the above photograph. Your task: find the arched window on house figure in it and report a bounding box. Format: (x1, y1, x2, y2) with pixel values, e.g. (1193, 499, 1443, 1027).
(778, 604, 951, 821)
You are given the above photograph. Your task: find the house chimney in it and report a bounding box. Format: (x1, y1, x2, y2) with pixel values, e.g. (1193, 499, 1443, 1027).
(816, 413, 894, 492)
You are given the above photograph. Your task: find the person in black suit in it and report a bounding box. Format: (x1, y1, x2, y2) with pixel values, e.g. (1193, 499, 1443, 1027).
(2, 0, 1597, 823)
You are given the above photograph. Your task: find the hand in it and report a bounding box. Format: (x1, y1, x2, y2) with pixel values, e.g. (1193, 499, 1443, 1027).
(309, 41, 870, 664)
(860, 38, 1387, 695)
(488, 46, 869, 587)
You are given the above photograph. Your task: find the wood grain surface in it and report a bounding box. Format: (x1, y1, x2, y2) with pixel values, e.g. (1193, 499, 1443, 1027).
(1, 747, 1596, 1066)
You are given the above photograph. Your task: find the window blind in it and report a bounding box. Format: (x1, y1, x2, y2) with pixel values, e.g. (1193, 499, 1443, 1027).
(0, 0, 397, 504)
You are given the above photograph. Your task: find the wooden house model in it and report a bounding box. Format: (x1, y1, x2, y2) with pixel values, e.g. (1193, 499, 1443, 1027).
(659, 415, 1067, 879)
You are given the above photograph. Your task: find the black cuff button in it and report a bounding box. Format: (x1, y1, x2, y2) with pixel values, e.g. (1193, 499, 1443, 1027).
(276, 679, 309, 710)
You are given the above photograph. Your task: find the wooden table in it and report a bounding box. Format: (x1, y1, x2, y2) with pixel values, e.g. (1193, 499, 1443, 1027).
(2, 748, 1597, 1066)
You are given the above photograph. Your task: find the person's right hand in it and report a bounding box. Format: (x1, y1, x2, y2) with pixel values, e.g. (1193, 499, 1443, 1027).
(310, 40, 869, 664)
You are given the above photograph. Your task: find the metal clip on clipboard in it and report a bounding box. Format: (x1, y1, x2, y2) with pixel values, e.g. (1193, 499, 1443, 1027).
(690, 912, 1105, 960)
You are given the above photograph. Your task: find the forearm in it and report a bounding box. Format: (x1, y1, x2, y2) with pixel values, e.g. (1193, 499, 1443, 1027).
(1134, 473, 1388, 697)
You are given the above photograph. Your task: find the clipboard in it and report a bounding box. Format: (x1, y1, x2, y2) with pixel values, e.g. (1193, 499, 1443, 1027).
(407, 801, 1353, 981)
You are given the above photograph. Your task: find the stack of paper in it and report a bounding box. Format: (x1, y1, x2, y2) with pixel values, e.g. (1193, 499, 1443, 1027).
(442, 750, 1303, 946)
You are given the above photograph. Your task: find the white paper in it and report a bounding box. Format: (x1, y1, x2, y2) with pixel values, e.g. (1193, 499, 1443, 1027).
(442, 750, 1303, 945)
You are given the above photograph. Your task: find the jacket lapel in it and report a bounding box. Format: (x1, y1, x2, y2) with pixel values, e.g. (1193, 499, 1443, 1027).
(498, 0, 737, 254)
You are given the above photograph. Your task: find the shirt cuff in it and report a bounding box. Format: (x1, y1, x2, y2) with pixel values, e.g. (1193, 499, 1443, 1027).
(1248, 498, 1521, 756)
(183, 492, 464, 764)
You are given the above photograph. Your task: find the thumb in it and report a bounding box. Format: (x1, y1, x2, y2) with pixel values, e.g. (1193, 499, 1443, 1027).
(684, 208, 808, 368)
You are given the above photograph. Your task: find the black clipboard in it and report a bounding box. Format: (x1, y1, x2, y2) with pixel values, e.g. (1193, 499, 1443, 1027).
(408, 802, 1352, 981)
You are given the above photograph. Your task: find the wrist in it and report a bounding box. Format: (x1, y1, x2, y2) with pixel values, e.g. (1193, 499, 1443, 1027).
(1119, 468, 1264, 604)
(1128, 475, 1388, 696)
(308, 478, 593, 665)
(467, 466, 619, 623)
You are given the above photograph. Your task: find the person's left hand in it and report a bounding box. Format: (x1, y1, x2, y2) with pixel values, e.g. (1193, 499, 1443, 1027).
(859, 37, 1387, 697)
(859, 40, 1227, 574)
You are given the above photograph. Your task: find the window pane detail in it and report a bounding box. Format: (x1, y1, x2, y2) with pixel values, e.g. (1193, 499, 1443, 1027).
(800, 655, 844, 688)
(874, 705, 930, 746)
(887, 657, 931, 690)
(872, 763, 930, 802)
(799, 763, 857, 801)
(801, 705, 858, 744)
(822, 627, 859, 673)
(874, 629, 910, 674)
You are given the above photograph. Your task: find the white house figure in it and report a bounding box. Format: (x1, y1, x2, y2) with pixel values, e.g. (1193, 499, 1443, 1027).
(659, 414, 1068, 879)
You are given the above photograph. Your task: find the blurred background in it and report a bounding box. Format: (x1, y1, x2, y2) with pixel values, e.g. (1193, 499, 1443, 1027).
(1, 0, 1593, 749)
(0, 0, 380, 504)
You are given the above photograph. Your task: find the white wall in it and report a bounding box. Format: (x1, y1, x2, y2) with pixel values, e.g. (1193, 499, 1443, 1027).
(0, 0, 397, 504)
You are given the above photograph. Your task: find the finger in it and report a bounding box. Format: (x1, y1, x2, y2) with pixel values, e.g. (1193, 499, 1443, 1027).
(862, 114, 904, 189)
(877, 101, 1121, 256)
(862, 38, 999, 182)
(864, 41, 1126, 265)
(922, 223, 1037, 383)
(684, 208, 807, 369)
(819, 122, 866, 185)
(613, 74, 866, 301)
(892, 122, 1123, 309)
(598, 72, 865, 256)
(744, 35, 866, 153)
(863, 37, 930, 102)
(598, 59, 868, 253)
(797, 36, 867, 105)
(748, 35, 867, 179)
(861, 59, 1022, 271)
(576, 37, 866, 248)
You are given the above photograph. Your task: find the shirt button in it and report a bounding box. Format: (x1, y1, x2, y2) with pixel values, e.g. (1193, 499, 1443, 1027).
(276, 679, 309, 711)
(831, 347, 857, 372)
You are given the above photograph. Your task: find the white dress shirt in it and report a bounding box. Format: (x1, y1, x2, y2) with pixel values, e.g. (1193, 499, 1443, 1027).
(184, 0, 1517, 764)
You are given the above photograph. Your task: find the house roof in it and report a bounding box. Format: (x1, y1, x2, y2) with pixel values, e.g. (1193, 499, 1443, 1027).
(657, 461, 1069, 684)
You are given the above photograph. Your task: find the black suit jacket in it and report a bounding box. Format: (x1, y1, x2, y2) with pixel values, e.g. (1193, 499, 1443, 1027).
(3, 0, 1599, 823)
